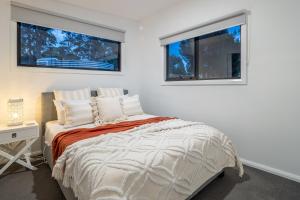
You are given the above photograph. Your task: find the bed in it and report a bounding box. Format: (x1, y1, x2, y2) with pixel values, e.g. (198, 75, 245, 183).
(41, 90, 243, 200)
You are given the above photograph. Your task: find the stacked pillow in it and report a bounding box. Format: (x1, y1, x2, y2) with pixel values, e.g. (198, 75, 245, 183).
(91, 88, 125, 125)
(120, 95, 144, 116)
(54, 88, 90, 101)
(91, 96, 126, 126)
(53, 88, 92, 127)
(62, 100, 93, 128)
(97, 88, 123, 97)
(92, 88, 144, 125)
(53, 87, 145, 128)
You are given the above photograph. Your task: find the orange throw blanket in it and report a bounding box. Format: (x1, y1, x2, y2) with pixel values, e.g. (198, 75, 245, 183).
(52, 117, 173, 162)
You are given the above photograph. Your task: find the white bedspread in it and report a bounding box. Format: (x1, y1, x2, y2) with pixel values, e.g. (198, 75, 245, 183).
(53, 119, 243, 200)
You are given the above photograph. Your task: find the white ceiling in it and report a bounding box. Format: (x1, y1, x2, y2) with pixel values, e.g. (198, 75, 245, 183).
(53, 0, 183, 21)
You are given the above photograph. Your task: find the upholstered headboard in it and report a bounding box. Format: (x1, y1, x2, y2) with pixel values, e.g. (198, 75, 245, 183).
(41, 89, 128, 134)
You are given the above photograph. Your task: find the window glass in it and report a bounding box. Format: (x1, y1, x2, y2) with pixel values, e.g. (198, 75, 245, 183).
(18, 22, 121, 71)
(197, 26, 241, 80)
(167, 39, 195, 80)
(165, 25, 242, 81)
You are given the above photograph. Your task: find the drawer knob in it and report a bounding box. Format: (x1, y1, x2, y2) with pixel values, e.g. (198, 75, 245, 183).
(12, 133, 17, 138)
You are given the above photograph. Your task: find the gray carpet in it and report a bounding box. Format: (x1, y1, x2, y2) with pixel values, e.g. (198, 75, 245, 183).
(0, 164, 299, 200)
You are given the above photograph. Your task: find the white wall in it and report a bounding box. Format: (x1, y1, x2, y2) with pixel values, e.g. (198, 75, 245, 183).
(138, 0, 300, 179)
(0, 0, 141, 152)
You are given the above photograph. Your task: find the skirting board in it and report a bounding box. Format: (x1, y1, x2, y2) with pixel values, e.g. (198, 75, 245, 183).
(241, 158, 300, 183)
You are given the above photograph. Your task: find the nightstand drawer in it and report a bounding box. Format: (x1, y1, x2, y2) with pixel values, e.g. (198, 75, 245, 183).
(0, 127, 39, 144)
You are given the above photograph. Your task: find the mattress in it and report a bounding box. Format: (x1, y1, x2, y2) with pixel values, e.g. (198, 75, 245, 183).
(44, 114, 156, 146)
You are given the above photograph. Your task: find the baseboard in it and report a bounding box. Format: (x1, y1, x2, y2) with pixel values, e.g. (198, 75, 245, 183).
(241, 158, 300, 183)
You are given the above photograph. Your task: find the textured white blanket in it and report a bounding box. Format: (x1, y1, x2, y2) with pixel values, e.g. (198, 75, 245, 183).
(53, 119, 243, 200)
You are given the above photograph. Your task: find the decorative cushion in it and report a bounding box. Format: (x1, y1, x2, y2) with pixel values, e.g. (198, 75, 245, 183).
(53, 88, 91, 125)
(120, 95, 144, 116)
(91, 97, 126, 126)
(62, 100, 93, 128)
(97, 88, 123, 97)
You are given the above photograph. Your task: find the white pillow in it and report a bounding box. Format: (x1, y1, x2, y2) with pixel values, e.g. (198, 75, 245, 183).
(53, 100, 65, 124)
(91, 97, 126, 126)
(54, 88, 91, 101)
(53, 88, 91, 124)
(120, 95, 144, 116)
(97, 88, 123, 97)
(62, 100, 93, 128)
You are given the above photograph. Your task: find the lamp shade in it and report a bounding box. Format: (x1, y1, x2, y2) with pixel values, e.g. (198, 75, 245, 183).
(7, 98, 24, 126)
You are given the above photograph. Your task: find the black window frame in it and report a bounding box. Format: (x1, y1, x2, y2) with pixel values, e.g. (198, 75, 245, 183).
(165, 25, 242, 81)
(17, 22, 122, 72)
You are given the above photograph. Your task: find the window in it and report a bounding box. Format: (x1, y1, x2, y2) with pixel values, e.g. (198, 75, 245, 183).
(17, 22, 121, 71)
(166, 25, 241, 81)
(197, 26, 241, 80)
(161, 12, 248, 85)
(167, 39, 195, 80)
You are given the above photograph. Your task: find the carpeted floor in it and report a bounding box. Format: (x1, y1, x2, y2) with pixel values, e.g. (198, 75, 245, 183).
(0, 163, 299, 200)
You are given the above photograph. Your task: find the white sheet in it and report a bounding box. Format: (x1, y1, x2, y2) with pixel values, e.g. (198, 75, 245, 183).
(44, 114, 156, 146)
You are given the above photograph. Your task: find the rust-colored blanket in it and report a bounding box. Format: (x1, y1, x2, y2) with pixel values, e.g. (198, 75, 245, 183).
(52, 117, 173, 162)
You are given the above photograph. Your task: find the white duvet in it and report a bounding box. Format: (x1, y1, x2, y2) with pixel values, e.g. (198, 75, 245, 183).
(53, 119, 243, 200)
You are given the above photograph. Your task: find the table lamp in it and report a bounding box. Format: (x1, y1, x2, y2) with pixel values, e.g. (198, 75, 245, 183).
(7, 98, 24, 126)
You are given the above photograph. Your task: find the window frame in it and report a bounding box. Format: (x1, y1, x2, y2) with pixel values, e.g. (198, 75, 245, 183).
(163, 24, 248, 86)
(16, 22, 122, 72)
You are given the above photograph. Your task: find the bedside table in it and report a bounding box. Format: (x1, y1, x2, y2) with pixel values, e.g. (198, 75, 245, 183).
(0, 121, 39, 175)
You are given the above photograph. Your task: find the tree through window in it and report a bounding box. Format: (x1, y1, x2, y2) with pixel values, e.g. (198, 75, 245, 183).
(17, 22, 121, 71)
(166, 25, 241, 81)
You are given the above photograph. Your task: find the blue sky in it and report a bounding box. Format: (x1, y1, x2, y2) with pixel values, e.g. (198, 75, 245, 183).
(169, 42, 180, 56)
(51, 29, 65, 46)
(227, 25, 241, 42)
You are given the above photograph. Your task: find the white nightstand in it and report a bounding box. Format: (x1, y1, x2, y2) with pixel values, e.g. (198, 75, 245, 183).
(0, 121, 39, 175)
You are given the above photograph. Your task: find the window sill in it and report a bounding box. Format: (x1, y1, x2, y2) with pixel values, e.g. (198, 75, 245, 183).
(14, 65, 124, 76)
(161, 79, 247, 86)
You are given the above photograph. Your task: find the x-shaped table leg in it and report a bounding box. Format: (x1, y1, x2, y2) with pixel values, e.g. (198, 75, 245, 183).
(0, 138, 38, 175)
